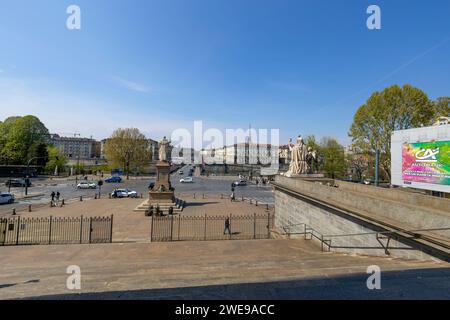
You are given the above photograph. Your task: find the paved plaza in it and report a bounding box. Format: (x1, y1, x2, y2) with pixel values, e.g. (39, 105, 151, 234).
(0, 239, 449, 300)
(0, 171, 274, 216)
(1, 194, 273, 242)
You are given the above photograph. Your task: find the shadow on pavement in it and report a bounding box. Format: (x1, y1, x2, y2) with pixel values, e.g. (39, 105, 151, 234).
(21, 267, 450, 300)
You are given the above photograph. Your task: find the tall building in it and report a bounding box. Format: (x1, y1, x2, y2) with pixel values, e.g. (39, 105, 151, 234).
(50, 134, 101, 160)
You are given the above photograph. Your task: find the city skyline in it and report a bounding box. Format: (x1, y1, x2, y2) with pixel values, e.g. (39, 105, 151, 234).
(1, 0, 449, 145)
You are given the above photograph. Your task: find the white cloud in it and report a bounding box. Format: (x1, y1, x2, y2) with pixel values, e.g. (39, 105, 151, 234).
(0, 77, 191, 140)
(111, 76, 151, 93)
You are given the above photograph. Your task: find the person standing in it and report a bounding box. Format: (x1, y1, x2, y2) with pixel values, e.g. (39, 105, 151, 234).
(224, 217, 231, 235)
(50, 191, 56, 206)
(56, 191, 61, 206)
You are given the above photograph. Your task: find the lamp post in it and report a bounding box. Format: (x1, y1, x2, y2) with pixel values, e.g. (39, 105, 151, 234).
(374, 141, 380, 187)
(25, 156, 47, 196)
(125, 150, 133, 180)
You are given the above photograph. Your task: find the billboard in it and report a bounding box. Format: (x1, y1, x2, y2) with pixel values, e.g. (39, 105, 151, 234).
(391, 124, 450, 193)
(402, 141, 450, 186)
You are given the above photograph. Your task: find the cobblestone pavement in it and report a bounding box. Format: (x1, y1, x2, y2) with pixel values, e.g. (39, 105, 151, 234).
(0, 239, 448, 300)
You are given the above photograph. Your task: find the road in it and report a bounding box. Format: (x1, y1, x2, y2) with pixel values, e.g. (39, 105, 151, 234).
(0, 166, 274, 215)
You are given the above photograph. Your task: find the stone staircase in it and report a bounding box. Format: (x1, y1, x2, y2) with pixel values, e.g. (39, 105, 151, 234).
(134, 198, 186, 215)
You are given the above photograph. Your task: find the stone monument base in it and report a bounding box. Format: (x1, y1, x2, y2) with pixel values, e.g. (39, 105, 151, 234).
(134, 160, 186, 214)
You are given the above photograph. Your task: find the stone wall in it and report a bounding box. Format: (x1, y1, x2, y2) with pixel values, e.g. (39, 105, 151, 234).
(274, 176, 450, 262)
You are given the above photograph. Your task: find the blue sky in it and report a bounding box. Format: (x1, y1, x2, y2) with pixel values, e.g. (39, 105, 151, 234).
(0, 0, 449, 146)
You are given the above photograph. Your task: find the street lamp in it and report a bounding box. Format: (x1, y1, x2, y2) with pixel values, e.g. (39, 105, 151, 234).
(125, 150, 133, 180)
(25, 156, 47, 196)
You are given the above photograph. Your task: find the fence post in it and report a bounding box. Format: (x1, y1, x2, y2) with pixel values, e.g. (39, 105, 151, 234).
(254, 213, 256, 239)
(88, 217, 93, 244)
(170, 214, 174, 241)
(110, 214, 114, 243)
(204, 214, 207, 241)
(150, 216, 154, 242)
(48, 216, 53, 245)
(229, 214, 232, 240)
(15, 216, 21, 245)
(80, 215, 84, 244)
(178, 214, 181, 241)
(267, 212, 270, 239)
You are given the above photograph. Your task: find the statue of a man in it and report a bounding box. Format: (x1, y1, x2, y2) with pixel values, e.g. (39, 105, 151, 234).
(286, 136, 309, 177)
(158, 136, 171, 162)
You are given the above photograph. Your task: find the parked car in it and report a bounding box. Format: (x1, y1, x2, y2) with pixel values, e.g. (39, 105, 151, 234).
(0, 193, 14, 204)
(111, 189, 139, 198)
(5, 179, 32, 187)
(77, 182, 97, 189)
(105, 176, 122, 183)
(180, 177, 194, 183)
(233, 180, 247, 187)
(178, 170, 184, 175)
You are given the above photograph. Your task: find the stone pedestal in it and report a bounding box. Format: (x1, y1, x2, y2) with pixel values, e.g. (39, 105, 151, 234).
(134, 161, 185, 214)
(150, 161, 174, 203)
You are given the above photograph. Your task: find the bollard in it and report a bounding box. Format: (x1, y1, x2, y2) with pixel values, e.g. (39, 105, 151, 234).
(221, 194, 223, 199)
(109, 193, 112, 199)
(62, 199, 65, 206)
(266, 204, 269, 210)
(80, 196, 83, 202)
(28, 205, 32, 212)
(95, 194, 98, 200)
(141, 193, 143, 199)
(50, 201, 53, 208)
(12, 208, 16, 215)
(193, 193, 196, 199)
(242, 196, 244, 202)
(250, 199, 252, 205)
(203, 194, 205, 199)
(256, 201, 258, 207)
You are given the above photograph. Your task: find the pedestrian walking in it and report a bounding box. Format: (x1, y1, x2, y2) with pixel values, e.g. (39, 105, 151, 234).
(224, 217, 231, 235)
(56, 191, 61, 206)
(50, 191, 56, 206)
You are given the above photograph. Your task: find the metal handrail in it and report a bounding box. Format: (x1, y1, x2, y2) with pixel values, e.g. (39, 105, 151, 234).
(278, 222, 450, 252)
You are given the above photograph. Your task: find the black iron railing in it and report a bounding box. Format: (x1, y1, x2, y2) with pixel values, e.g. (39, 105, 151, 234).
(0, 215, 113, 246)
(150, 213, 274, 242)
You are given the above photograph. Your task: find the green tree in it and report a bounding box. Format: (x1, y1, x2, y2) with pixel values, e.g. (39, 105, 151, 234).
(320, 137, 346, 179)
(0, 116, 50, 165)
(433, 97, 450, 118)
(104, 128, 151, 177)
(28, 142, 49, 167)
(45, 146, 67, 174)
(349, 84, 434, 182)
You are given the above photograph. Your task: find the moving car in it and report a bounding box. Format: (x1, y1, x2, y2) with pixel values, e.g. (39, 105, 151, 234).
(105, 176, 122, 183)
(77, 182, 97, 189)
(5, 179, 32, 187)
(0, 193, 14, 204)
(180, 177, 194, 183)
(233, 180, 247, 187)
(111, 188, 139, 198)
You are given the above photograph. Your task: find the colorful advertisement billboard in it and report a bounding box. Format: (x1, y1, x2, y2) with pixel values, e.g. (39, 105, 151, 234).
(402, 141, 450, 186)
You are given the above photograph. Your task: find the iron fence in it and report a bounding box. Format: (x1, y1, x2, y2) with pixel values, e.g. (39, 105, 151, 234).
(0, 215, 113, 246)
(150, 213, 274, 242)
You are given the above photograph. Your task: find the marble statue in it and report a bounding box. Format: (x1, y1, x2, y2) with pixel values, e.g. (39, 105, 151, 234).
(285, 136, 309, 177)
(158, 136, 171, 162)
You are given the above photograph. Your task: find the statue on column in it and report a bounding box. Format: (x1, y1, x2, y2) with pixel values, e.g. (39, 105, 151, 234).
(285, 136, 310, 177)
(158, 136, 171, 162)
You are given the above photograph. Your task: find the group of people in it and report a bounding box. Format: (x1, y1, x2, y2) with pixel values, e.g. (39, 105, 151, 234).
(50, 191, 61, 206)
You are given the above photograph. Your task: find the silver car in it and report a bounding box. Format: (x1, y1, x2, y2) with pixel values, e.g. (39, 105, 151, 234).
(0, 193, 15, 204)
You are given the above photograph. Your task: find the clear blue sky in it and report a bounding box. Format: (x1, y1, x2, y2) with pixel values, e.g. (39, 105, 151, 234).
(0, 0, 449, 146)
